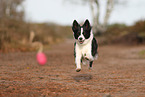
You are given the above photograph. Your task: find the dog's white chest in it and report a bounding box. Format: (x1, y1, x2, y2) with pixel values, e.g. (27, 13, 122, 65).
(81, 45, 91, 56)
(76, 42, 92, 57)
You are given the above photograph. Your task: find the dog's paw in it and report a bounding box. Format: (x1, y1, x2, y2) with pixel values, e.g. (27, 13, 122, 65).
(84, 54, 94, 61)
(88, 67, 92, 70)
(85, 56, 94, 61)
(76, 68, 81, 72)
(84, 56, 89, 60)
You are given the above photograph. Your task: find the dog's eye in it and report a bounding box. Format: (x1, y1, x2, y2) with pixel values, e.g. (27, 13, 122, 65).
(77, 32, 80, 36)
(83, 32, 86, 36)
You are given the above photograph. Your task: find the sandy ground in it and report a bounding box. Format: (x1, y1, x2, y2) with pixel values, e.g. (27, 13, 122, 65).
(0, 39, 145, 97)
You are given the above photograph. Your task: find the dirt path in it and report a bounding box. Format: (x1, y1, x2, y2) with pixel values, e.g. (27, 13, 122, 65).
(0, 39, 145, 97)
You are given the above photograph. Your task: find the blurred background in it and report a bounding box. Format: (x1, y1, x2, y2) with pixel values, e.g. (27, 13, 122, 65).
(0, 0, 145, 52)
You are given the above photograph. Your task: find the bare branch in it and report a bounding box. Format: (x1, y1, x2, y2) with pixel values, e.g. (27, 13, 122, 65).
(0, 0, 24, 20)
(29, 31, 43, 53)
(103, 0, 114, 28)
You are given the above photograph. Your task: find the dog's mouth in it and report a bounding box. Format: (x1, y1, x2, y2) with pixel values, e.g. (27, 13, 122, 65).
(79, 40, 84, 44)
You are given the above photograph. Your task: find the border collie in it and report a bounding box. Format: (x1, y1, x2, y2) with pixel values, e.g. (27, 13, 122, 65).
(72, 19, 98, 72)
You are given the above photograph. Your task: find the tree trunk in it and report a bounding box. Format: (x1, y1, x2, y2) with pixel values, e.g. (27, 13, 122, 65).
(90, 0, 101, 34)
(103, 0, 114, 31)
(6, 0, 11, 17)
(90, 0, 114, 35)
(90, 0, 97, 34)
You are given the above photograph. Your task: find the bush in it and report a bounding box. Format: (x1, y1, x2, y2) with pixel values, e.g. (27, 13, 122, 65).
(0, 18, 72, 52)
(104, 20, 145, 45)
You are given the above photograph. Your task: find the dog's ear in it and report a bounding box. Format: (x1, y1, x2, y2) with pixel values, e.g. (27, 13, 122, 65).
(83, 19, 91, 30)
(72, 20, 80, 32)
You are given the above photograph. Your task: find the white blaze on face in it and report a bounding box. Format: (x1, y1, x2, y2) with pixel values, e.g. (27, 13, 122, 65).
(81, 28, 83, 34)
(78, 28, 85, 41)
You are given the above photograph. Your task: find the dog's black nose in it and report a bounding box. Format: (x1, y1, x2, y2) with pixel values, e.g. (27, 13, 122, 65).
(79, 37, 83, 40)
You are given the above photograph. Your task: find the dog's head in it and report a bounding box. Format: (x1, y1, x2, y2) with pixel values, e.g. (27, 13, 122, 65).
(72, 19, 92, 44)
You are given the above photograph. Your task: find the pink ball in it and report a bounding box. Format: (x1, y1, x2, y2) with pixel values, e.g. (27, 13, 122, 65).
(36, 52, 47, 65)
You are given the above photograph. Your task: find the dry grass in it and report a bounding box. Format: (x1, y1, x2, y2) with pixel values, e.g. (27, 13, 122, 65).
(102, 20, 145, 45)
(0, 18, 72, 52)
(1, 18, 145, 52)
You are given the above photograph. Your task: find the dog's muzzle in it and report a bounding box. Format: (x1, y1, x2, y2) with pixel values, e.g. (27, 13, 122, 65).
(78, 37, 84, 44)
(79, 40, 84, 44)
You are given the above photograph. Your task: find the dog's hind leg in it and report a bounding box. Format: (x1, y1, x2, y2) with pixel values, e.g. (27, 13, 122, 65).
(89, 61, 93, 70)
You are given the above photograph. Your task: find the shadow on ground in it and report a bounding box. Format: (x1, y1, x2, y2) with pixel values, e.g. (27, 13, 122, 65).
(73, 74, 93, 82)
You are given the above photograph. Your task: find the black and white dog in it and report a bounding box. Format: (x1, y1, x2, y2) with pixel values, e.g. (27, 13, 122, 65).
(72, 19, 98, 72)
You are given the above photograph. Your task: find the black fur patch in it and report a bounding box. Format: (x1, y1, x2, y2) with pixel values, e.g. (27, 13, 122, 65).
(72, 20, 81, 39)
(91, 37, 98, 57)
(74, 42, 76, 58)
(89, 61, 93, 68)
(82, 19, 91, 39)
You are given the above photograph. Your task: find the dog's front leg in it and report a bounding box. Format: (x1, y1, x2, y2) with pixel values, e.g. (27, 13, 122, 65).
(75, 55, 82, 72)
(84, 53, 94, 61)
